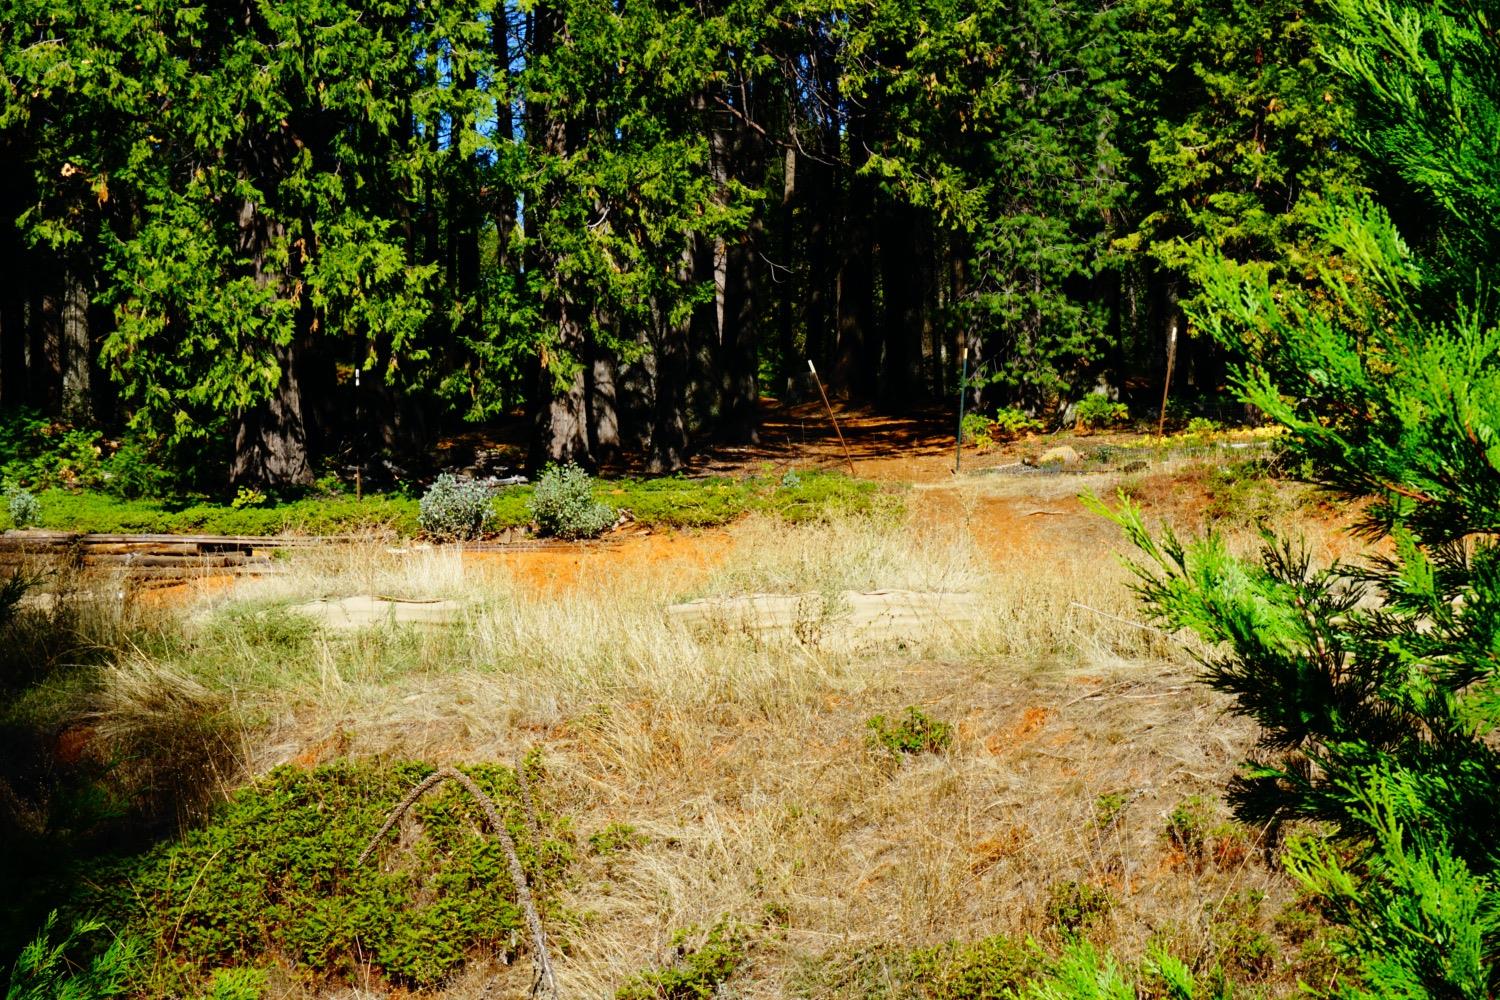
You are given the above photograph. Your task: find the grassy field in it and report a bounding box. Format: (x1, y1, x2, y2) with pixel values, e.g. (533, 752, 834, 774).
(0, 462, 1349, 998)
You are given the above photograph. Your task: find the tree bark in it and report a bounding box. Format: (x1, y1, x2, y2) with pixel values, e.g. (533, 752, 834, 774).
(59, 263, 92, 424)
(229, 195, 313, 489)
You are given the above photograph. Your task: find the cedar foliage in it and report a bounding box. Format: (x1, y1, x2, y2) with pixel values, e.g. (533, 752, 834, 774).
(0, 0, 1358, 488)
(1089, 1, 1500, 995)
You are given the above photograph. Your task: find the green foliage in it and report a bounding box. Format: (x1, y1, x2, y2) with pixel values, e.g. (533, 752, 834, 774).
(1092, 791, 1129, 829)
(866, 707, 953, 756)
(614, 920, 749, 1000)
(1092, 2, 1500, 993)
(5, 490, 37, 529)
(198, 967, 266, 1000)
(1020, 940, 1234, 1000)
(589, 822, 648, 857)
(904, 936, 1037, 1000)
(1185, 417, 1221, 436)
(529, 464, 617, 541)
(960, 411, 996, 449)
(418, 474, 496, 542)
(851, 0, 1128, 407)
(1073, 396, 1129, 431)
(0, 489, 418, 536)
(995, 407, 1046, 439)
(85, 760, 571, 995)
(759, 472, 888, 524)
(595, 476, 755, 530)
(1046, 880, 1114, 936)
(4, 912, 139, 1000)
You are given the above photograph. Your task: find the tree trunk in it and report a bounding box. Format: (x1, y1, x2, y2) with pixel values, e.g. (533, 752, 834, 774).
(719, 224, 761, 443)
(832, 167, 876, 399)
(230, 196, 313, 489)
(646, 255, 692, 472)
(231, 337, 313, 487)
(59, 263, 92, 424)
(532, 298, 593, 467)
(28, 279, 62, 413)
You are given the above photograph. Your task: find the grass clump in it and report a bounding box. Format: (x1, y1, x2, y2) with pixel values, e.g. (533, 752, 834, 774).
(529, 464, 617, 540)
(589, 822, 649, 856)
(866, 706, 953, 755)
(615, 920, 749, 1000)
(418, 473, 495, 541)
(82, 760, 572, 995)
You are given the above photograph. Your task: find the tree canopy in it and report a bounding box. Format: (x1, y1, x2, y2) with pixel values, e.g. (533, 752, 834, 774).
(1, 0, 1360, 488)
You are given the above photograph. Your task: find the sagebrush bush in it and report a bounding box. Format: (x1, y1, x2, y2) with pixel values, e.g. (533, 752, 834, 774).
(528, 464, 616, 540)
(418, 473, 495, 541)
(5, 489, 38, 528)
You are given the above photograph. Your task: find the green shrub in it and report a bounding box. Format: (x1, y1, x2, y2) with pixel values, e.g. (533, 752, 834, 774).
(866, 706, 953, 755)
(906, 936, 1036, 999)
(614, 920, 749, 1000)
(199, 967, 266, 1000)
(529, 464, 616, 540)
(83, 760, 572, 995)
(5, 490, 38, 529)
(961, 411, 996, 448)
(1164, 795, 1215, 860)
(4, 911, 140, 1000)
(418, 473, 496, 541)
(1093, 791, 1129, 828)
(801, 935, 1039, 999)
(1046, 880, 1113, 935)
(1074, 395, 1129, 431)
(99, 441, 174, 500)
(604, 476, 752, 529)
(994, 406, 1044, 438)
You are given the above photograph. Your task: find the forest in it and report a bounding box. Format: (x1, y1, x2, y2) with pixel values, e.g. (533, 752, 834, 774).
(2, 0, 1357, 490)
(2, 0, 1500, 998)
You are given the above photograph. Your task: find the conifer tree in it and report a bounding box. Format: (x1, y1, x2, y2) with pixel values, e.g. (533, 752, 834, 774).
(1099, 1, 1500, 995)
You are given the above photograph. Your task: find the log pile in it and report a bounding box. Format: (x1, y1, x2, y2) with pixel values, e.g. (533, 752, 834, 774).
(0, 531, 295, 579)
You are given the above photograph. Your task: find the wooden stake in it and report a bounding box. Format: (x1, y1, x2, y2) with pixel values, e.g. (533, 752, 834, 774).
(1157, 318, 1178, 439)
(807, 360, 856, 476)
(955, 346, 969, 475)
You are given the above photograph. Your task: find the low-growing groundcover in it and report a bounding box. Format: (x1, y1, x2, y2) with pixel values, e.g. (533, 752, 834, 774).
(71, 760, 573, 995)
(0, 469, 888, 538)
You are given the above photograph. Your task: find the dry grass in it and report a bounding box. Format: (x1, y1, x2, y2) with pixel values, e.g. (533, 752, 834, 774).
(68, 475, 1356, 998)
